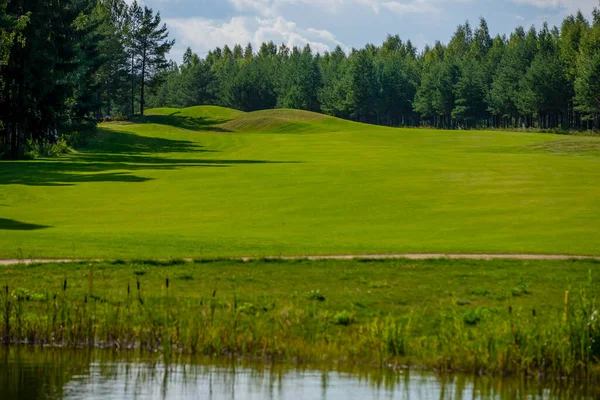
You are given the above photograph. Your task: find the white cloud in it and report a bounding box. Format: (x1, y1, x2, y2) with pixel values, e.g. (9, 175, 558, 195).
(166, 15, 345, 61)
(227, 0, 345, 16)
(164, 0, 600, 63)
(167, 0, 478, 61)
(358, 0, 474, 15)
(276, 0, 346, 11)
(228, 0, 275, 16)
(354, 0, 382, 13)
(382, 0, 440, 14)
(227, 0, 451, 16)
(510, 0, 598, 14)
(306, 28, 344, 47)
(168, 17, 252, 53)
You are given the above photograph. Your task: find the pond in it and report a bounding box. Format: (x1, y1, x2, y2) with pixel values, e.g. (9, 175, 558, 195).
(0, 347, 597, 399)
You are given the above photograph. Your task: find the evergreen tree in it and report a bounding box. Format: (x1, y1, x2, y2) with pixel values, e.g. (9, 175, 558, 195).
(345, 48, 377, 122)
(414, 43, 444, 125)
(574, 3, 600, 128)
(5, 1, 600, 159)
(127, 2, 174, 115)
(94, 0, 130, 116)
(452, 59, 487, 127)
(375, 36, 417, 126)
(488, 27, 537, 127)
(1, 0, 104, 158)
(517, 24, 569, 128)
(318, 46, 348, 118)
(277, 45, 321, 111)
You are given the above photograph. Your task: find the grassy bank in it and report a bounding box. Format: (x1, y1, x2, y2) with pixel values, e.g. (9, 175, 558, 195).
(2, 106, 600, 258)
(1, 258, 599, 380)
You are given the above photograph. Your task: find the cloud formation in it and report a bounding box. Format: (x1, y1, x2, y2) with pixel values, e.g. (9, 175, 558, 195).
(167, 15, 342, 61)
(159, 0, 599, 62)
(510, 0, 598, 14)
(228, 0, 459, 16)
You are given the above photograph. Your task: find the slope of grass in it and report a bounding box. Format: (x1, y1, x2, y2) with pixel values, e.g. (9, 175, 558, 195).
(1, 106, 600, 259)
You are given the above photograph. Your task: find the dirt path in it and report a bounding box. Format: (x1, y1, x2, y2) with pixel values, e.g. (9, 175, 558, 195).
(0, 253, 598, 266)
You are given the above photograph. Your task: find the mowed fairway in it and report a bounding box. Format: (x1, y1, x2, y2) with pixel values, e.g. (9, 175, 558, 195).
(1, 106, 600, 259)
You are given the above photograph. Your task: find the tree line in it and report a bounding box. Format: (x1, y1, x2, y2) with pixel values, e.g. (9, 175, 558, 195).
(149, 4, 600, 132)
(2, 1, 600, 159)
(0, 0, 173, 159)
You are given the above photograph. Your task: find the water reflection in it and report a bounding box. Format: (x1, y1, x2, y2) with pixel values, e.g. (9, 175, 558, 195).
(0, 347, 597, 399)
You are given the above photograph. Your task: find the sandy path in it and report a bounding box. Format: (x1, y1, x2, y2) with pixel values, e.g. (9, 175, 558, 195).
(0, 253, 598, 266)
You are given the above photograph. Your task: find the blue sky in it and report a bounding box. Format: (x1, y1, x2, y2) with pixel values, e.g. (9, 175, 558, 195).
(137, 0, 599, 62)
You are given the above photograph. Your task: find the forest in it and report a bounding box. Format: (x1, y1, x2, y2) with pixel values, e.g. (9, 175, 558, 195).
(0, 0, 173, 159)
(1, 0, 600, 160)
(152, 9, 600, 132)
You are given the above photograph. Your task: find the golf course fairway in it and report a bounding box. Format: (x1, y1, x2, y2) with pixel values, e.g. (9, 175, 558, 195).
(1, 106, 599, 259)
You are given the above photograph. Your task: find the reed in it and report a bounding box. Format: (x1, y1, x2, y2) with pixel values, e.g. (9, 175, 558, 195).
(0, 258, 598, 381)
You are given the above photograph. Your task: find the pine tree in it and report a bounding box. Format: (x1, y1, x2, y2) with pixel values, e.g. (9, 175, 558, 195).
(345, 48, 377, 122)
(96, 5, 600, 133)
(1, 0, 105, 158)
(277, 45, 321, 111)
(574, 3, 600, 128)
(94, 0, 130, 117)
(517, 24, 569, 128)
(128, 2, 174, 115)
(452, 59, 487, 127)
(319, 46, 348, 118)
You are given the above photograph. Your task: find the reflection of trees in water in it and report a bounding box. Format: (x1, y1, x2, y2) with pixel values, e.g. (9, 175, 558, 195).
(0, 348, 598, 400)
(0, 347, 93, 400)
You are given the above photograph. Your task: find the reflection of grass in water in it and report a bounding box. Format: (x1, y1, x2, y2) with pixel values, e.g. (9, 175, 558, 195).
(2, 347, 599, 399)
(1, 258, 600, 381)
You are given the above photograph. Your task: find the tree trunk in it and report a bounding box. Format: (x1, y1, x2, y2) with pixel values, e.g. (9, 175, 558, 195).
(140, 47, 146, 116)
(3, 124, 11, 159)
(2, 125, 8, 158)
(16, 124, 24, 159)
(11, 124, 17, 159)
(106, 79, 112, 117)
(131, 52, 135, 116)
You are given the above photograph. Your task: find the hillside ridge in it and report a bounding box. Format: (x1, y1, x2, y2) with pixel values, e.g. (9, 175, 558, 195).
(143, 106, 371, 134)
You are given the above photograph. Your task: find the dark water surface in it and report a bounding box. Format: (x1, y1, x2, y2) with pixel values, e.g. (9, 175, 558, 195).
(0, 347, 597, 399)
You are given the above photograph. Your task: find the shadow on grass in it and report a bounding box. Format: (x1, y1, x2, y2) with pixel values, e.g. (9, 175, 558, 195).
(0, 218, 50, 230)
(0, 127, 301, 187)
(0, 158, 296, 186)
(84, 127, 213, 155)
(133, 112, 233, 133)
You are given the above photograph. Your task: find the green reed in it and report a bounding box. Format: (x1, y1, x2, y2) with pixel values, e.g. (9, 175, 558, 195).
(0, 267, 598, 382)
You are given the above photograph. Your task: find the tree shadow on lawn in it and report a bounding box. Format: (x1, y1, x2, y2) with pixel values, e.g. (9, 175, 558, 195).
(84, 127, 215, 155)
(0, 218, 50, 230)
(133, 112, 233, 133)
(0, 128, 301, 187)
(0, 158, 296, 186)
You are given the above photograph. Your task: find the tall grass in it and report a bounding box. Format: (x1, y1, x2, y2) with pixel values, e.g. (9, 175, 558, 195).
(1, 272, 598, 382)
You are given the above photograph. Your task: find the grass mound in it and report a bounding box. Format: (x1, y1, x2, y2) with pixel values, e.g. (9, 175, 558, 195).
(145, 105, 245, 121)
(143, 106, 358, 134)
(223, 110, 328, 134)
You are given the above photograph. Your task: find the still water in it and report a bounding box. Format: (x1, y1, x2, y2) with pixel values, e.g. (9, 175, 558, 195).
(0, 347, 597, 400)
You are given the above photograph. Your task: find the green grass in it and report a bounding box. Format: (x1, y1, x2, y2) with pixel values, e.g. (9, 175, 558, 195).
(1, 258, 599, 378)
(1, 105, 600, 259)
(5, 258, 596, 322)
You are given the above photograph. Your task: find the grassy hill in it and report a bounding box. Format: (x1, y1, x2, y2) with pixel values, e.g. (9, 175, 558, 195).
(1, 106, 600, 259)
